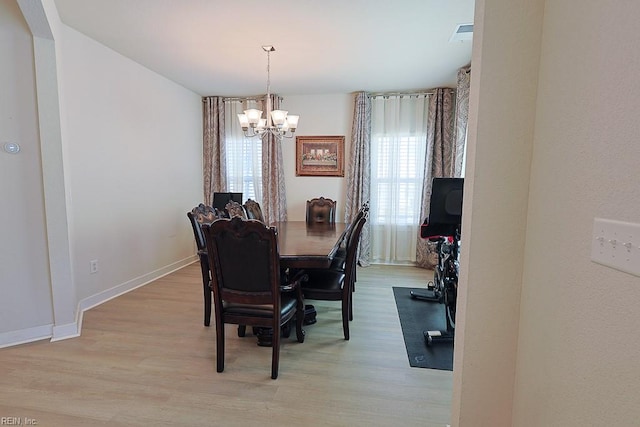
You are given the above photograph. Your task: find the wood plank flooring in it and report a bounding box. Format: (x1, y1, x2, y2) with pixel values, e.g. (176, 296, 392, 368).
(0, 263, 452, 426)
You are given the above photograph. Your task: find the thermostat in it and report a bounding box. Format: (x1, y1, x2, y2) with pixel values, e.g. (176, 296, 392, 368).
(3, 142, 20, 154)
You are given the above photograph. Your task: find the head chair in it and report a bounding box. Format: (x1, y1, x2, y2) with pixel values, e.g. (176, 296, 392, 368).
(306, 197, 336, 224)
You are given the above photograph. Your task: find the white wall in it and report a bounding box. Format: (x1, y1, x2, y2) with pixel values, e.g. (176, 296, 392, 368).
(57, 23, 202, 302)
(454, 0, 640, 426)
(281, 94, 353, 222)
(0, 0, 53, 341)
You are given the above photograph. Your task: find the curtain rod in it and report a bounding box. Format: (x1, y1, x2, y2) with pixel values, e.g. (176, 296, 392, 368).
(201, 96, 284, 102)
(369, 91, 434, 98)
(206, 95, 283, 102)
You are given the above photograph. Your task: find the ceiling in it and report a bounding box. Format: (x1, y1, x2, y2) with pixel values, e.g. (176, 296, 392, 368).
(53, 0, 475, 97)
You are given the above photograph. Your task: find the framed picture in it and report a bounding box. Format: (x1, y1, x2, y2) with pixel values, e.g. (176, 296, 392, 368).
(295, 135, 345, 177)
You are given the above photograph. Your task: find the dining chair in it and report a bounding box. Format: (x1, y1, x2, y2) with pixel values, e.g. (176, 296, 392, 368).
(301, 212, 367, 340)
(306, 197, 336, 224)
(201, 217, 306, 379)
(330, 202, 369, 290)
(243, 199, 265, 223)
(225, 200, 247, 219)
(187, 203, 220, 326)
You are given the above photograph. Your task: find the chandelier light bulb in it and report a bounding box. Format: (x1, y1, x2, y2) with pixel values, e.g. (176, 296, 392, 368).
(270, 110, 288, 126)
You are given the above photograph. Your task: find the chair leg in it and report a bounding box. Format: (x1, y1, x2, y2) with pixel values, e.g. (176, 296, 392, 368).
(201, 266, 211, 327)
(296, 307, 305, 343)
(295, 287, 305, 343)
(342, 296, 350, 340)
(271, 321, 281, 379)
(215, 319, 225, 373)
(204, 292, 211, 326)
(352, 266, 357, 292)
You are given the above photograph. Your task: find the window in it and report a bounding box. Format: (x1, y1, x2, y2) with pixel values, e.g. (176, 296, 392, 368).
(224, 100, 262, 204)
(371, 135, 425, 225)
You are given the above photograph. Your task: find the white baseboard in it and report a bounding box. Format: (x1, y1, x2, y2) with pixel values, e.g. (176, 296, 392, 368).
(78, 256, 197, 313)
(51, 320, 82, 342)
(0, 324, 53, 349)
(1, 256, 197, 348)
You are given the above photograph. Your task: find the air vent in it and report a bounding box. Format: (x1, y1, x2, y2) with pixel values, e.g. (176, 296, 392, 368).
(450, 23, 474, 42)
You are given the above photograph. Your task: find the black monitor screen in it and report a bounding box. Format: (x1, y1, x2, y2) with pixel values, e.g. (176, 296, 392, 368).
(212, 192, 243, 211)
(428, 178, 463, 225)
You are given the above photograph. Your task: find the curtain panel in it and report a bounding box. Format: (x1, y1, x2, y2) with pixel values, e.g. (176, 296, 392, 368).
(454, 66, 471, 177)
(261, 94, 288, 224)
(415, 66, 471, 268)
(416, 88, 456, 269)
(202, 96, 227, 206)
(345, 91, 372, 266)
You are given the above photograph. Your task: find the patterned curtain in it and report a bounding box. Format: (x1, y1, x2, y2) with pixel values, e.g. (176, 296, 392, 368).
(261, 94, 288, 224)
(454, 66, 471, 177)
(345, 92, 371, 266)
(202, 96, 226, 206)
(416, 88, 456, 268)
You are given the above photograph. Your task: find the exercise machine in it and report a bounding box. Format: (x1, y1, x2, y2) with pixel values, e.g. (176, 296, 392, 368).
(410, 178, 463, 345)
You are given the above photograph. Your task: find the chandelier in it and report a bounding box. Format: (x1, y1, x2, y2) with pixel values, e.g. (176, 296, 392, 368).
(237, 46, 299, 140)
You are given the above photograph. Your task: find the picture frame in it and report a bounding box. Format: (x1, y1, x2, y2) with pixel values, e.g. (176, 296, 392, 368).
(295, 135, 345, 177)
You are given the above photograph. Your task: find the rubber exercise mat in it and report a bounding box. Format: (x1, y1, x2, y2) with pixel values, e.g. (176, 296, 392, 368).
(393, 287, 453, 370)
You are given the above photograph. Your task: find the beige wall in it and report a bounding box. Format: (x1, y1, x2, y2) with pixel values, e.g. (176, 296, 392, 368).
(454, 0, 640, 425)
(514, 0, 640, 425)
(452, 0, 544, 424)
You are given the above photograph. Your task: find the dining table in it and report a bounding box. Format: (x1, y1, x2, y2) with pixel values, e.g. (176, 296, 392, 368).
(271, 221, 348, 269)
(248, 220, 348, 347)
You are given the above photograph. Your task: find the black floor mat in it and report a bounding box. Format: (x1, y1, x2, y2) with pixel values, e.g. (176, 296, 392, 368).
(393, 287, 453, 370)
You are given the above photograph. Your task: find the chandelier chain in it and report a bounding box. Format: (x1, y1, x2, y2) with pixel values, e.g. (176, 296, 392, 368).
(266, 48, 271, 99)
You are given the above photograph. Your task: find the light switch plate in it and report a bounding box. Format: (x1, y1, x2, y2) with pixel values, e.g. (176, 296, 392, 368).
(591, 218, 640, 277)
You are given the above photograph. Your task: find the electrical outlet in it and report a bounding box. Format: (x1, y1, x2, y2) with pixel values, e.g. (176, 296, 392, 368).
(90, 259, 99, 274)
(591, 218, 640, 277)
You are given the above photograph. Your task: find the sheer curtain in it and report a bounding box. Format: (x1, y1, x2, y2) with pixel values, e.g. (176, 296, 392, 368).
(223, 99, 263, 204)
(370, 94, 430, 264)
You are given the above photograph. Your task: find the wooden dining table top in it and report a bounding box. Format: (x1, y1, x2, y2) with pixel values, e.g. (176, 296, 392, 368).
(270, 221, 347, 269)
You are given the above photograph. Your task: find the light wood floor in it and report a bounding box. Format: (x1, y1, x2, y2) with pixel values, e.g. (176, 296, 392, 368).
(0, 264, 452, 427)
